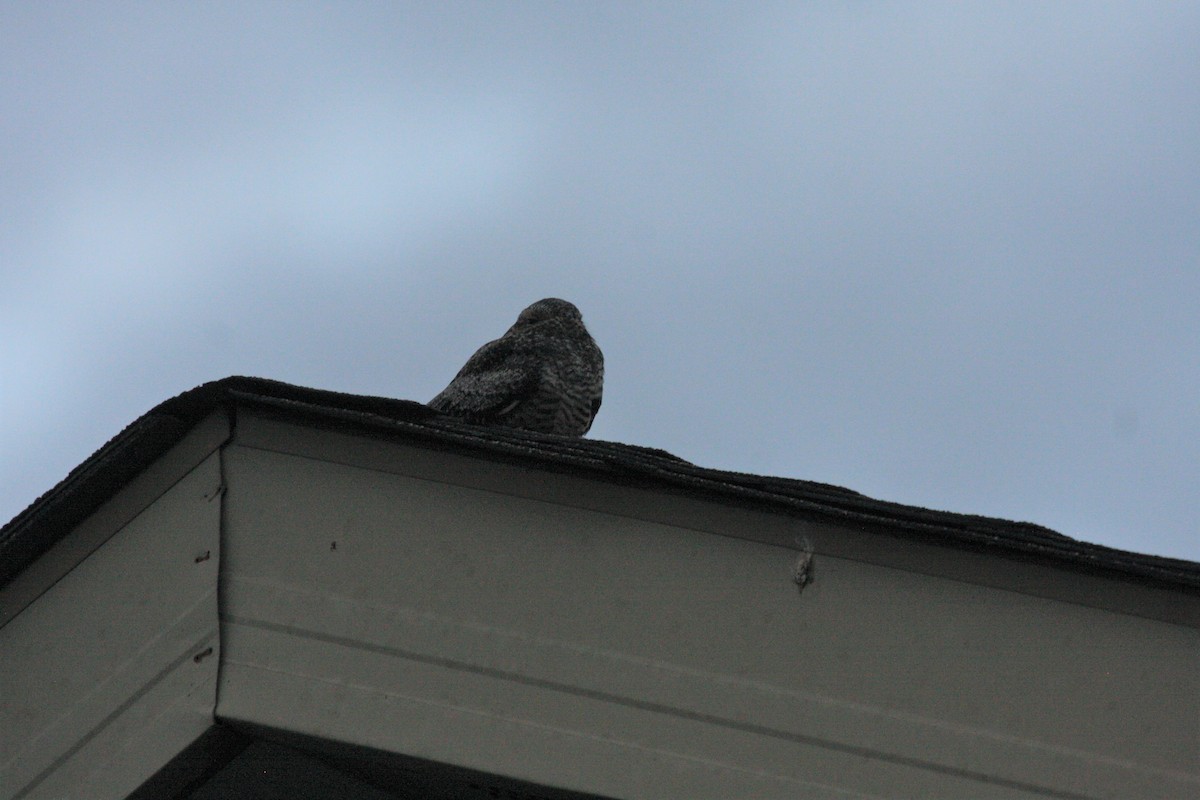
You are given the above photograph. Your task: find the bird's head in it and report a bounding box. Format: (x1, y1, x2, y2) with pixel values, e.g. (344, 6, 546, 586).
(511, 298, 584, 331)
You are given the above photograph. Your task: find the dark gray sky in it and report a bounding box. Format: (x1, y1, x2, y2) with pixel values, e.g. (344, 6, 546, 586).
(3, 3, 1197, 560)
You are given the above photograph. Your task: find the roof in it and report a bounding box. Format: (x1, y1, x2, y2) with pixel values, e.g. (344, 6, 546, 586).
(3, 376, 1198, 593)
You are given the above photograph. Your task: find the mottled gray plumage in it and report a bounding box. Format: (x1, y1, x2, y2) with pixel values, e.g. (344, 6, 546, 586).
(428, 298, 604, 436)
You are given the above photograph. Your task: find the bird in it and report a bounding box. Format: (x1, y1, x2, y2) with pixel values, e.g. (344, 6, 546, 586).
(428, 298, 604, 436)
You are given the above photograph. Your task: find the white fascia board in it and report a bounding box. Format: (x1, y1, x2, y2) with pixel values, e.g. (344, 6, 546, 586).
(0, 416, 227, 800)
(213, 414, 1200, 800)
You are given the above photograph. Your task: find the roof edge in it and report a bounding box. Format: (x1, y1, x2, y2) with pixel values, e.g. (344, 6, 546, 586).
(3, 376, 1197, 595)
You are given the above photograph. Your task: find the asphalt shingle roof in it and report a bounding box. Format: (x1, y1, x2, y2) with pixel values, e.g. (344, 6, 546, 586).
(3, 376, 1197, 592)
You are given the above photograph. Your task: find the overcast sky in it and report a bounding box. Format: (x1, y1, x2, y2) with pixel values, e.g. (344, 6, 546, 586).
(2, 3, 1197, 561)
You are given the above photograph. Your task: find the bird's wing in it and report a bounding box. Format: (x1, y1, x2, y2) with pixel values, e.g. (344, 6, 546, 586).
(428, 337, 541, 421)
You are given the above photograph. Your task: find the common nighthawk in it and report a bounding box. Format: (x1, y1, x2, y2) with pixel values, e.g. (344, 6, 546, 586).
(428, 298, 604, 436)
